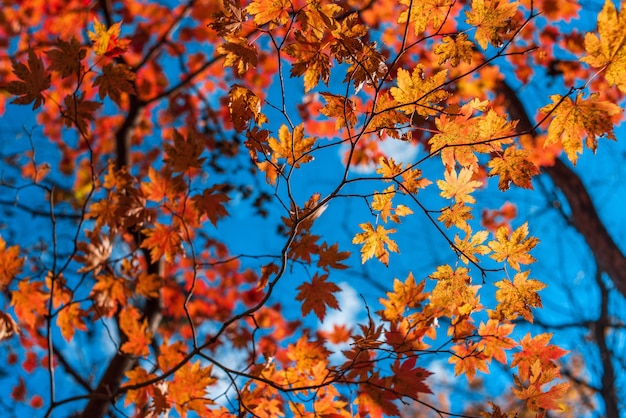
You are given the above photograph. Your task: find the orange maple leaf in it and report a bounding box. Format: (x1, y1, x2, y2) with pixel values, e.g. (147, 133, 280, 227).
(88, 18, 130, 57)
(512, 333, 569, 382)
(0, 236, 24, 289)
(192, 185, 230, 226)
(169, 360, 216, 416)
(6, 49, 51, 110)
(319, 92, 358, 129)
(449, 341, 490, 382)
(488, 222, 538, 271)
(540, 93, 622, 164)
(229, 85, 268, 132)
(285, 33, 331, 92)
(477, 319, 516, 364)
(56, 303, 87, 342)
(120, 306, 152, 356)
(11, 281, 49, 328)
(296, 273, 341, 321)
(352, 222, 399, 266)
(141, 223, 183, 263)
(372, 186, 414, 223)
(379, 273, 428, 322)
(217, 35, 258, 76)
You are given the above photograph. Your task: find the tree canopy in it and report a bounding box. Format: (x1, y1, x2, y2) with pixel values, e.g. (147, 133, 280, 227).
(0, 0, 625, 417)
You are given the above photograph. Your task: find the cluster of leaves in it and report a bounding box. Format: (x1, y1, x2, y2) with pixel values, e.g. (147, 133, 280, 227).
(0, 0, 624, 416)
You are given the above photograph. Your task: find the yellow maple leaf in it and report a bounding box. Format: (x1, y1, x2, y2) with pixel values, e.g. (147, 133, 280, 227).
(580, 0, 626, 92)
(438, 202, 473, 232)
(398, 0, 453, 34)
(540, 93, 622, 164)
(88, 18, 129, 57)
(268, 124, 316, 167)
(488, 222, 538, 271)
(466, 0, 519, 49)
(246, 0, 290, 26)
(494, 271, 546, 322)
(487, 146, 539, 191)
(372, 186, 414, 223)
(390, 65, 449, 117)
(453, 229, 491, 264)
(437, 167, 483, 204)
(352, 222, 399, 266)
(434, 34, 474, 66)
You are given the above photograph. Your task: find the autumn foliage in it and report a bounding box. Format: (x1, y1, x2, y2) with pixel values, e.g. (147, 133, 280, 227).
(0, 0, 624, 417)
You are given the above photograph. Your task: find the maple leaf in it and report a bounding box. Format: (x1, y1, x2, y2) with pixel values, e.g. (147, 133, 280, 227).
(488, 222, 538, 271)
(192, 185, 231, 226)
(438, 167, 483, 204)
(466, 0, 519, 49)
(512, 333, 569, 382)
(209, 0, 247, 35)
(135, 272, 162, 298)
(6, 49, 51, 109)
(0, 235, 24, 289)
(0, 311, 20, 342)
(141, 166, 186, 202)
(379, 273, 428, 322)
(319, 92, 358, 129)
(217, 35, 258, 76)
(169, 360, 216, 416)
(229, 84, 268, 131)
(352, 222, 399, 266)
(540, 93, 622, 164)
(316, 242, 350, 272)
(268, 124, 316, 167)
(513, 379, 570, 411)
(11, 281, 49, 328)
(75, 230, 113, 274)
(285, 33, 331, 92)
(93, 63, 136, 106)
(44, 37, 86, 78)
(390, 65, 449, 116)
(439, 202, 474, 233)
(449, 341, 490, 382)
(580, 0, 626, 92)
(488, 147, 540, 191)
(434, 34, 474, 66)
(391, 357, 433, 398)
(120, 306, 152, 356)
(88, 18, 130, 57)
(246, 0, 290, 26)
(56, 303, 87, 342)
(372, 185, 413, 223)
(141, 223, 183, 263)
(477, 320, 516, 364)
(62, 93, 101, 134)
(296, 273, 341, 321)
(453, 229, 491, 264)
(90, 274, 128, 317)
(398, 0, 453, 34)
(494, 271, 547, 322)
(163, 129, 206, 172)
(123, 367, 155, 410)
